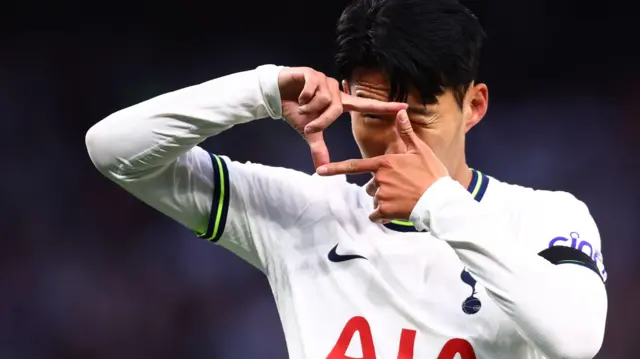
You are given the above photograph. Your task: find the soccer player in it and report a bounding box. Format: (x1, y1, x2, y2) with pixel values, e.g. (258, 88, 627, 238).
(85, 0, 608, 358)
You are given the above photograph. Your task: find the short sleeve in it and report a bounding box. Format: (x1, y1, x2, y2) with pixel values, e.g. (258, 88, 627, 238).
(523, 191, 607, 282)
(196, 154, 341, 272)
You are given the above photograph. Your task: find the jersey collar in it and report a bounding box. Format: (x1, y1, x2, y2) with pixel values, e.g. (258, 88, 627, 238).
(382, 169, 489, 233)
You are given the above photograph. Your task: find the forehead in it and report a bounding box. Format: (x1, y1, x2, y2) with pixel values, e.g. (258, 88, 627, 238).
(349, 68, 396, 97)
(349, 68, 457, 114)
(349, 68, 427, 110)
(349, 68, 463, 115)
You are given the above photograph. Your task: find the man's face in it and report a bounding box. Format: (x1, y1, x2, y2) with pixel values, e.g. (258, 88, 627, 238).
(345, 68, 488, 175)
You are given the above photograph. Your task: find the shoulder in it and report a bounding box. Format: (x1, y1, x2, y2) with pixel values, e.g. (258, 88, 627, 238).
(485, 177, 606, 280)
(485, 177, 594, 229)
(219, 154, 363, 216)
(221, 155, 349, 193)
(525, 188, 599, 253)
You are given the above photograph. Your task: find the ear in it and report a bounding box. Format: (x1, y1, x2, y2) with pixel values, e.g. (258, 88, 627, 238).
(464, 82, 489, 133)
(342, 80, 351, 95)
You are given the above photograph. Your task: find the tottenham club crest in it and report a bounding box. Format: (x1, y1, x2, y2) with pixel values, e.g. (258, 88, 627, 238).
(460, 269, 482, 315)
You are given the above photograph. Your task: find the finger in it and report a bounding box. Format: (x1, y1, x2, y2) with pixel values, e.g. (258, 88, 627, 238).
(365, 178, 378, 197)
(304, 79, 344, 134)
(298, 91, 331, 116)
(369, 208, 384, 223)
(384, 138, 408, 155)
(341, 93, 408, 114)
(396, 109, 421, 152)
(316, 158, 381, 176)
(305, 131, 330, 168)
(299, 70, 319, 105)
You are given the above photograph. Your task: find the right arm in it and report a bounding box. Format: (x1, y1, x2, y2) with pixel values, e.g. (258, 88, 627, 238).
(85, 65, 327, 270)
(86, 65, 406, 270)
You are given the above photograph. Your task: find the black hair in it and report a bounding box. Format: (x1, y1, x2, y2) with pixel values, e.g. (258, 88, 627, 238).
(335, 0, 486, 108)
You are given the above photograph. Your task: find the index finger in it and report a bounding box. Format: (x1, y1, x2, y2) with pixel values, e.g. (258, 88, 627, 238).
(316, 158, 382, 176)
(341, 93, 408, 114)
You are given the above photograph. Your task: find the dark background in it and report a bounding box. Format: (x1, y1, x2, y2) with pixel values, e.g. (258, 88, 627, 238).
(1, 0, 638, 358)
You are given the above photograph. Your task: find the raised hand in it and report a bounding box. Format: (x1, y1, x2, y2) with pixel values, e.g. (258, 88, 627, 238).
(316, 109, 449, 222)
(277, 67, 407, 168)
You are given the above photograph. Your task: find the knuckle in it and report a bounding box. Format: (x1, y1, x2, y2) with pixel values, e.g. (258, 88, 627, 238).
(311, 70, 325, 81)
(330, 102, 344, 114)
(380, 157, 393, 167)
(377, 202, 389, 215)
(347, 159, 357, 172)
(399, 126, 413, 135)
(376, 187, 387, 199)
(304, 68, 322, 82)
(318, 93, 331, 105)
(307, 139, 323, 149)
(307, 121, 324, 132)
(299, 67, 313, 80)
(327, 77, 340, 88)
(365, 181, 377, 195)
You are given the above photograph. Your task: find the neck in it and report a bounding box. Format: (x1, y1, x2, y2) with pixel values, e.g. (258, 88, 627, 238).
(451, 161, 473, 190)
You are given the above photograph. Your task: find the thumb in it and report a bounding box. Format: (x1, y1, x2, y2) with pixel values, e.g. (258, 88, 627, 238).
(305, 131, 330, 168)
(396, 109, 420, 152)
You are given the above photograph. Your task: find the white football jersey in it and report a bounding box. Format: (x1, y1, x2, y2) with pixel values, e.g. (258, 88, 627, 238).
(197, 152, 606, 359)
(86, 65, 607, 359)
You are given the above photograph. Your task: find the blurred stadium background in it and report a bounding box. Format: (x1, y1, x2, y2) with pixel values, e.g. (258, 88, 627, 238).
(1, 0, 638, 358)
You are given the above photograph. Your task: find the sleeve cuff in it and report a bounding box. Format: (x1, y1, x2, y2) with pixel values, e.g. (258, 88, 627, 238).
(409, 176, 473, 232)
(257, 65, 285, 120)
(196, 153, 231, 242)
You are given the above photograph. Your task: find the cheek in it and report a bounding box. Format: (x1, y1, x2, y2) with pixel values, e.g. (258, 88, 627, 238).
(437, 117, 466, 163)
(415, 118, 463, 159)
(415, 128, 443, 154)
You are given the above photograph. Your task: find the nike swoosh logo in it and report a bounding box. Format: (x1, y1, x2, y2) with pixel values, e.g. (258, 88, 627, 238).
(328, 244, 367, 263)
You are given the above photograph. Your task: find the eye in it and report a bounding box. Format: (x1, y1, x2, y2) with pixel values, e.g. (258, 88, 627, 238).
(364, 114, 425, 128)
(363, 114, 391, 124)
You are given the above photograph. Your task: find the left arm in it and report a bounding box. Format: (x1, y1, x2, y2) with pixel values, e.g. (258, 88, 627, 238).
(317, 110, 607, 359)
(410, 178, 607, 359)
